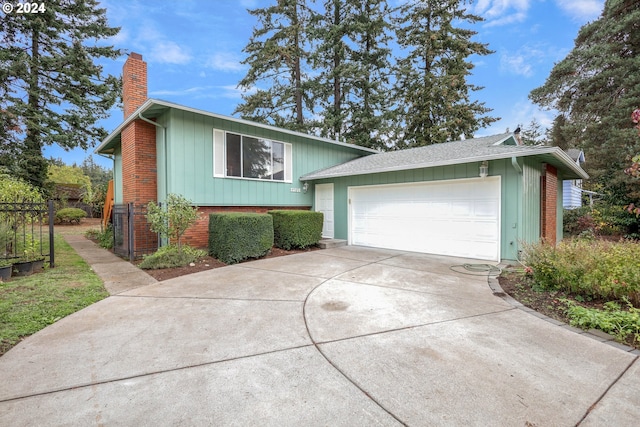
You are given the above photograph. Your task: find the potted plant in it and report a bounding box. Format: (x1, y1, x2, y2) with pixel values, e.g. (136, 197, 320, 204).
(13, 239, 40, 276)
(0, 259, 12, 282)
(12, 257, 33, 276)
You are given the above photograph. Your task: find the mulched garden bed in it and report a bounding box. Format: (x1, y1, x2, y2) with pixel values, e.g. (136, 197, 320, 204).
(498, 269, 639, 350)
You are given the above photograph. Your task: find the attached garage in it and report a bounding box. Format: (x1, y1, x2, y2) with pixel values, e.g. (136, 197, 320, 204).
(302, 133, 590, 262)
(348, 177, 501, 261)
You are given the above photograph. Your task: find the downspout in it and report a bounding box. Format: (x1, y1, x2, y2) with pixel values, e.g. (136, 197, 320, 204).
(511, 156, 523, 261)
(511, 156, 522, 174)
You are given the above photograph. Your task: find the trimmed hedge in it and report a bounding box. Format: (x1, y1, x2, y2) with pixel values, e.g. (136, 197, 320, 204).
(55, 207, 87, 224)
(208, 213, 274, 264)
(268, 210, 323, 250)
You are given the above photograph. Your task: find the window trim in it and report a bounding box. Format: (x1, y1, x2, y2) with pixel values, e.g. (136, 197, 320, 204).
(213, 129, 292, 183)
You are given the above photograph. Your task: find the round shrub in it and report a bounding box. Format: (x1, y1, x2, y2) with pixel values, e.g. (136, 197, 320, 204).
(55, 207, 87, 224)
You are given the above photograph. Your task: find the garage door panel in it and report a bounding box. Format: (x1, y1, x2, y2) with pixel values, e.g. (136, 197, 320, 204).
(349, 178, 500, 261)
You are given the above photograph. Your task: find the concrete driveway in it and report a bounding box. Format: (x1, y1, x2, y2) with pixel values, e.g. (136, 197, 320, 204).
(0, 246, 638, 426)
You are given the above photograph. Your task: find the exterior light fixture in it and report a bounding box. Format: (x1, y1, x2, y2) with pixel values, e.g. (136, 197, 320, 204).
(479, 161, 489, 178)
(302, 182, 309, 193)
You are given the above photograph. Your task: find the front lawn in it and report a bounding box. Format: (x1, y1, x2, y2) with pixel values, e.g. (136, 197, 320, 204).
(0, 235, 108, 357)
(499, 238, 640, 349)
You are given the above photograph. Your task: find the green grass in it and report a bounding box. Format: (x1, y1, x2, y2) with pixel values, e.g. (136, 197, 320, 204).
(0, 235, 108, 356)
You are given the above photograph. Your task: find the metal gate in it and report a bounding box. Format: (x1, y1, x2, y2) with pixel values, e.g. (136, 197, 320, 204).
(111, 203, 158, 261)
(0, 200, 55, 268)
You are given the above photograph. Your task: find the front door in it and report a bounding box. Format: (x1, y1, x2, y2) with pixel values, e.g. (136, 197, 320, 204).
(315, 183, 334, 238)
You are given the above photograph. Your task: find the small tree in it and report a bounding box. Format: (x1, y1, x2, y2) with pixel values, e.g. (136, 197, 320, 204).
(146, 194, 200, 252)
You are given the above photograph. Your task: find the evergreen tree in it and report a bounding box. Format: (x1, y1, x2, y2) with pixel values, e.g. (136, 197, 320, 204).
(310, 0, 349, 141)
(0, 0, 122, 190)
(311, 0, 392, 149)
(235, 0, 316, 132)
(520, 119, 546, 146)
(392, 0, 497, 148)
(80, 155, 112, 190)
(529, 0, 640, 203)
(343, 0, 393, 150)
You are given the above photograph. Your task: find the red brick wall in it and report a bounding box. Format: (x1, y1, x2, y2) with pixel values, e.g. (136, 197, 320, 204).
(541, 164, 558, 244)
(182, 206, 311, 249)
(123, 52, 147, 119)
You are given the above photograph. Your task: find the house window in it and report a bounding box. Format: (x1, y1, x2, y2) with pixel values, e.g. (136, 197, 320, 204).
(223, 132, 288, 181)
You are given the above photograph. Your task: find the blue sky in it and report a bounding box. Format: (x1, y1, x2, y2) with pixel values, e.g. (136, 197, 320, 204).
(43, 0, 605, 169)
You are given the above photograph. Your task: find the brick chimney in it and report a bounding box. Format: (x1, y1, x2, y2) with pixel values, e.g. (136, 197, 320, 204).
(123, 52, 148, 118)
(120, 52, 158, 254)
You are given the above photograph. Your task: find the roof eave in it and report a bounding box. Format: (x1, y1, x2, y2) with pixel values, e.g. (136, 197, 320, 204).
(95, 99, 379, 155)
(301, 146, 589, 181)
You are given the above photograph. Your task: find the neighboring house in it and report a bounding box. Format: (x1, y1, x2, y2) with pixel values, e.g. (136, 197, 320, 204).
(96, 53, 588, 262)
(562, 149, 586, 209)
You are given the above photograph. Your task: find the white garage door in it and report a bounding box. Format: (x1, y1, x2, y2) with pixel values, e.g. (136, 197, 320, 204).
(349, 177, 501, 261)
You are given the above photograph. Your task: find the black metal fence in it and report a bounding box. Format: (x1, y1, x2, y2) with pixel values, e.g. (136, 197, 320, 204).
(0, 200, 55, 268)
(112, 203, 158, 261)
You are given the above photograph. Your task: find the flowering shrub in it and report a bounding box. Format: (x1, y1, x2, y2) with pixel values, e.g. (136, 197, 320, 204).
(523, 239, 640, 305)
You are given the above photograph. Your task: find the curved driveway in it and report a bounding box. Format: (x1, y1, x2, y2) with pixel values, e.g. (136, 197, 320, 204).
(0, 245, 638, 426)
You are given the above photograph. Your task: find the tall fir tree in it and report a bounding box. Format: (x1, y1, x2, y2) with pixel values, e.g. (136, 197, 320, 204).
(310, 0, 349, 141)
(520, 119, 546, 146)
(311, 0, 392, 149)
(392, 0, 497, 148)
(235, 0, 316, 132)
(0, 0, 122, 190)
(529, 0, 640, 203)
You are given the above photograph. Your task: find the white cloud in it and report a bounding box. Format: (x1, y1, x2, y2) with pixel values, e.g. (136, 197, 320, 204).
(500, 53, 533, 77)
(150, 86, 215, 97)
(474, 0, 530, 27)
(499, 44, 547, 77)
(147, 41, 192, 65)
(477, 99, 556, 137)
(206, 52, 245, 72)
(554, 0, 603, 22)
(150, 85, 253, 100)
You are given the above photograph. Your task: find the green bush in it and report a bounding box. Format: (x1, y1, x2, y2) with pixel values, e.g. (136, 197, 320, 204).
(563, 204, 640, 237)
(139, 245, 207, 269)
(268, 210, 323, 250)
(564, 299, 640, 346)
(85, 225, 113, 249)
(563, 206, 594, 236)
(208, 213, 273, 264)
(523, 239, 640, 305)
(55, 207, 87, 224)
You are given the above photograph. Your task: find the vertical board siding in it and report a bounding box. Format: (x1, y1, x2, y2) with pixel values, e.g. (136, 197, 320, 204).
(521, 158, 541, 247)
(162, 109, 366, 206)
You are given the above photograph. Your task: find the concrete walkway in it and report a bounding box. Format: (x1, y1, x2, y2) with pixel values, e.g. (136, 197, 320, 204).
(0, 238, 638, 426)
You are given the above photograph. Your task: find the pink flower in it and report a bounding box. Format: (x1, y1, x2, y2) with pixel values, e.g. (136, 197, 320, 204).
(524, 266, 533, 275)
(632, 108, 640, 124)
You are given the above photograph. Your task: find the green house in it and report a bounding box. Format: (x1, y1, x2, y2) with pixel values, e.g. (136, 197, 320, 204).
(96, 53, 588, 262)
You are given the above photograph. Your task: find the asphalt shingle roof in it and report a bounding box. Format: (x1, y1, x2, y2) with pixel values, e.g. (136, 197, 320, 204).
(301, 133, 588, 180)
